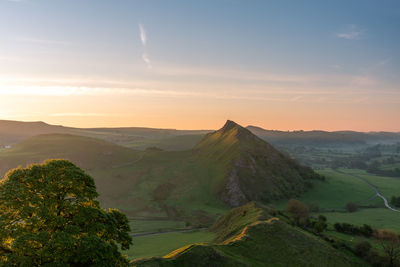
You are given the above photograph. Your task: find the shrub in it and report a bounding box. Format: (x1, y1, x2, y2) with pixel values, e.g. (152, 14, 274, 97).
(354, 241, 372, 257)
(346, 202, 358, 212)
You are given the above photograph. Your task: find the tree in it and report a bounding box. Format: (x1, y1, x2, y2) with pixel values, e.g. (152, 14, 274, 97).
(354, 241, 372, 257)
(346, 202, 358, 212)
(0, 160, 132, 266)
(374, 229, 400, 267)
(313, 215, 327, 233)
(286, 199, 309, 226)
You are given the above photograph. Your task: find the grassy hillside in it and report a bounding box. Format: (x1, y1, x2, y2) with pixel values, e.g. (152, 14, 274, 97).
(195, 120, 324, 206)
(133, 203, 365, 266)
(0, 134, 147, 210)
(0, 134, 140, 173)
(273, 168, 400, 234)
(0, 121, 322, 225)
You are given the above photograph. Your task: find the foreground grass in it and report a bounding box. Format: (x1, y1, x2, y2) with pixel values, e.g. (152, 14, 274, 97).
(123, 230, 216, 260)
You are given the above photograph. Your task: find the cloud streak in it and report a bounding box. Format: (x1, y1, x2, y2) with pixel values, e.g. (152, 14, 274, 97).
(336, 25, 365, 40)
(142, 53, 152, 69)
(139, 24, 147, 46)
(139, 23, 152, 68)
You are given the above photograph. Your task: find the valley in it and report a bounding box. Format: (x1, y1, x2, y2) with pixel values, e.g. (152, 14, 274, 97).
(1, 119, 400, 264)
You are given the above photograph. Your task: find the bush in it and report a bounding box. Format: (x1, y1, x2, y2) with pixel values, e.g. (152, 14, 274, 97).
(346, 202, 358, 212)
(354, 241, 372, 257)
(309, 203, 320, 212)
(334, 222, 374, 237)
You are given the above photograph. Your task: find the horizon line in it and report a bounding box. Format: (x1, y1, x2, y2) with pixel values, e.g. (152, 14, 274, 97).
(1, 118, 399, 134)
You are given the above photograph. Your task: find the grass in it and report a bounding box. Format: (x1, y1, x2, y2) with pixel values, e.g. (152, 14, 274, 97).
(274, 168, 377, 210)
(340, 168, 400, 199)
(0, 134, 229, 224)
(274, 168, 400, 233)
(318, 208, 400, 233)
(129, 220, 186, 234)
(122, 230, 216, 260)
(134, 203, 366, 266)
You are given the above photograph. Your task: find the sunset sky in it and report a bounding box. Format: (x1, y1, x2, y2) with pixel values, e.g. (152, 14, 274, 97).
(0, 0, 399, 131)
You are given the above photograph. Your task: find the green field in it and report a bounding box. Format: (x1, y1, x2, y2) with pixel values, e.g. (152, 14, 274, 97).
(275, 169, 378, 210)
(123, 230, 216, 260)
(129, 220, 187, 234)
(319, 208, 400, 233)
(274, 168, 400, 234)
(340, 168, 400, 199)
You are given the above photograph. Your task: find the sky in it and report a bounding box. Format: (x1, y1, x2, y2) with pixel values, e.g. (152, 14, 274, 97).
(0, 0, 399, 131)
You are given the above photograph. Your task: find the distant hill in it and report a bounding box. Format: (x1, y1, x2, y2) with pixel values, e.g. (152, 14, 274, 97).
(195, 120, 323, 206)
(247, 125, 400, 146)
(2, 119, 399, 151)
(0, 120, 72, 145)
(0, 120, 210, 150)
(133, 202, 365, 266)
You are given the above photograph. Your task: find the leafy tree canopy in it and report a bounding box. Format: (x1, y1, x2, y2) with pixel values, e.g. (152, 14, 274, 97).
(0, 160, 132, 266)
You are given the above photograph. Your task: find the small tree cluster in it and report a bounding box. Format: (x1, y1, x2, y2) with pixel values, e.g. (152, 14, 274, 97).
(374, 229, 400, 267)
(354, 241, 387, 267)
(310, 215, 327, 233)
(286, 199, 310, 226)
(334, 222, 373, 237)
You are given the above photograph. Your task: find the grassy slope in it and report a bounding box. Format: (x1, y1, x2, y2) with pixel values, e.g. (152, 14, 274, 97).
(0, 120, 322, 224)
(0, 134, 229, 223)
(133, 203, 365, 266)
(274, 169, 387, 210)
(0, 134, 141, 175)
(341, 168, 400, 198)
(195, 121, 323, 205)
(123, 230, 216, 260)
(125, 134, 204, 150)
(273, 168, 400, 234)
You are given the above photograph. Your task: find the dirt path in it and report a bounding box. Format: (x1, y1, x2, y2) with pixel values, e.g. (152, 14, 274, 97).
(336, 170, 400, 212)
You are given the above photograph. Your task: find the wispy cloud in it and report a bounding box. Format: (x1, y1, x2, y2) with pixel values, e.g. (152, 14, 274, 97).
(139, 24, 147, 46)
(336, 25, 365, 40)
(139, 23, 152, 68)
(142, 53, 152, 69)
